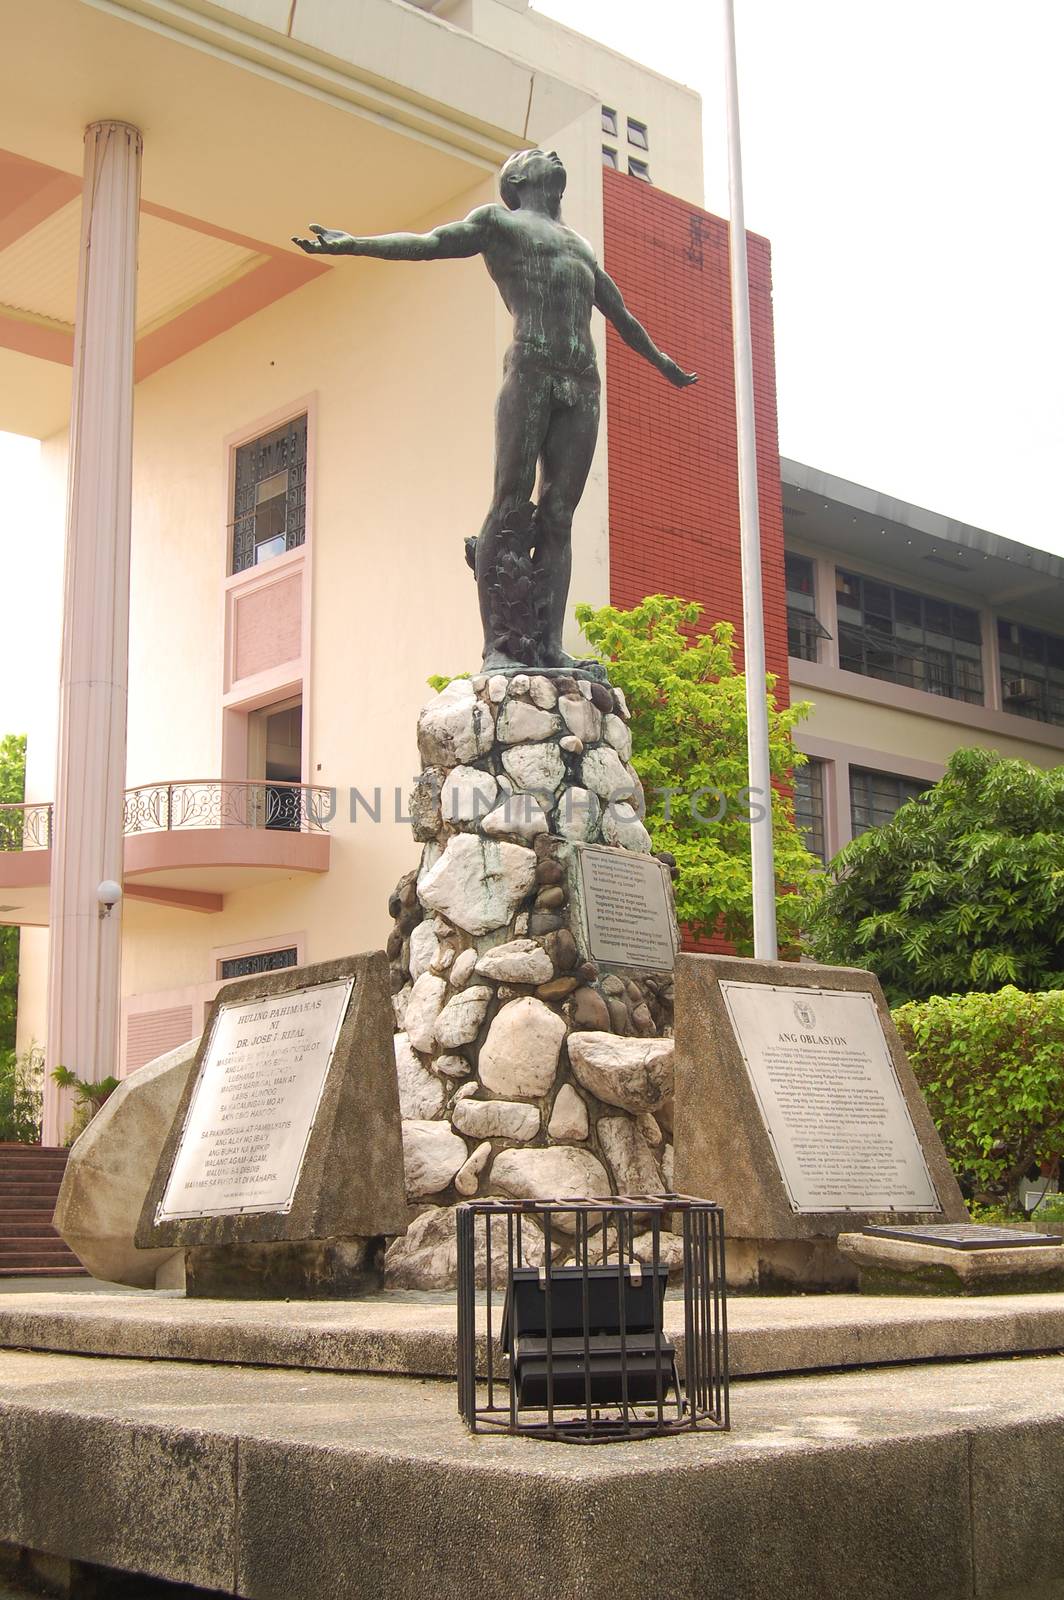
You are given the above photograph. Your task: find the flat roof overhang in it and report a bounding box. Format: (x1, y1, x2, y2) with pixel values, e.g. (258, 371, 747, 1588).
(0, 0, 594, 437)
(782, 458, 1064, 634)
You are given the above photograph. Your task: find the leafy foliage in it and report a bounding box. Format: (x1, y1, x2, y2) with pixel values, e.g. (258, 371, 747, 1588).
(805, 747, 1064, 1003)
(894, 987, 1064, 1201)
(575, 596, 819, 951)
(0, 734, 26, 1053)
(0, 1044, 43, 1144)
(51, 1064, 121, 1147)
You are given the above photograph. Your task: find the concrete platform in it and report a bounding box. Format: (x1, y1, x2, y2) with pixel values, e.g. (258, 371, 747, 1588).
(2, 1347, 1064, 1598)
(0, 1285, 1063, 1380)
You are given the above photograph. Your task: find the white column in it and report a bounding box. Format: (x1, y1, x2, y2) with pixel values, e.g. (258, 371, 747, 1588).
(44, 122, 141, 1145)
(722, 0, 777, 960)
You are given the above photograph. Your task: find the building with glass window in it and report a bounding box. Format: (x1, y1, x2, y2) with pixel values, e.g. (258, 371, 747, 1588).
(2, 0, 794, 1143)
(783, 458, 1064, 861)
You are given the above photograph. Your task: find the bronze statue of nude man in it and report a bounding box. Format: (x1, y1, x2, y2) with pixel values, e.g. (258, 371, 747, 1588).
(294, 148, 696, 671)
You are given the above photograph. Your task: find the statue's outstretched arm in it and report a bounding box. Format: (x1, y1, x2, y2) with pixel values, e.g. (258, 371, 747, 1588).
(293, 205, 495, 260)
(593, 266, 697, 389)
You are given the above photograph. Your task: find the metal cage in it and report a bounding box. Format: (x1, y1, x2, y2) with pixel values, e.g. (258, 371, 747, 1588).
(456, 1194, 729, 1443)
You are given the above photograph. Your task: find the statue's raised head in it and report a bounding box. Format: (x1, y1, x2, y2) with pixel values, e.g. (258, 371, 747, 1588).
(499, 148, 567, 210)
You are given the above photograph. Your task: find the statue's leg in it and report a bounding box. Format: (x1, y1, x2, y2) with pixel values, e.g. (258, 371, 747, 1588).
(475, 357, 552, 670)
(534, 382, 601, 667)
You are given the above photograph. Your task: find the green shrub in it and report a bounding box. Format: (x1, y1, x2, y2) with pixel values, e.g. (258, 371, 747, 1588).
(893, 987, 1064, 1201)
(0, 1045, 43, 1143)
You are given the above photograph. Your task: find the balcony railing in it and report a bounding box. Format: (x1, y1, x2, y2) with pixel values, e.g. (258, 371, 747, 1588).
(1, 781, 333, 850)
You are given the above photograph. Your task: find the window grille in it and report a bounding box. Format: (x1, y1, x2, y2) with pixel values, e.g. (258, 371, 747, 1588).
(793, 759, 827, 862)
(998, 619, 1064, 727)
(219, 946, 298, 980)
(836, 569, 983, 704)
(850, 768, 931, 837)
(231, 414, 308, 574)
(785, 553, 830, 661)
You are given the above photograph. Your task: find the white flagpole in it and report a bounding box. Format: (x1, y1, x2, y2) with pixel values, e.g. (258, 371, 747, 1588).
(723, 0, 778, 961)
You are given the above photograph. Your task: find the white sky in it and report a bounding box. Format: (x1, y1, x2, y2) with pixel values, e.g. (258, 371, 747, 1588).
(3, 0, 1063, 741)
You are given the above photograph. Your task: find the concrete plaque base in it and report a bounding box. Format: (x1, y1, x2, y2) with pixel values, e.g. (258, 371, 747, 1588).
(838, 1230, 1064, 1297)
(184, 1238, 384, 1300)
(673, 954, 968, 1291)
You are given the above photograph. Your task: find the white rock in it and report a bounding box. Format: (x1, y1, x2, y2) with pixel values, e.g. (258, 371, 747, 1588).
(598, 1117, 664, 1195)
(394, 1033, 446, 1119)
(392, 983, 412, 1029)
(601, 801, 652, 853)
(408, 921, 439, 982)
(474, 939, 554, 985)
(384, 1201, 547, 1290)
(448, 949, 477, 990)
(497, 699, 561, 744)
(417, 679, 494, 767)
(554, 786, 600, 842)
(559, 694, 602, 743)
(662, 1142, 675, 1189)
(529, 676, 557, 709)
(434, 984, 493, 1048)
(434, 1052, 470, 1080)
(638, 1112, 664, 1149)
(547, 1084, 589, 1142)
(502, 742, 565, 796)
(559, 735, 583, 755)
(404, 973, 448, 1053)
(454, 1141, 492, 1197)
(479, 997, 566, 1099)
(613, 687, 631, 721)
(401, 1119, 469, 1198)
(432, 946, 455, 975)
(440, 765, 498, 825)
(487, 675, 507, 703)
(581, 745, 636, 802)
(452, 1098, 540, 1142)
(416, 840, 442, 890)
(603, 714, 633, 762)
(490, 1146, 610, 1225)
(567, 1033, 674, 1112)
(577, 680, 593, 700)
(419, 834, 537, 936)
(631, 1229, 685, 1271)
(480, 794, 549, 842)
(511, 673, 530, 695)
(514, 913, 529, 935)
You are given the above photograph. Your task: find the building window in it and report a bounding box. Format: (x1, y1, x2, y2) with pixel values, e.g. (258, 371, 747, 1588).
(627, 118, 649, 150)
(998, 619, 1064, 726)
(248, 698, 303, 830)
(628, 158, 651, 183)
(231, 413, 308, 574)
(219, 946, 298, 981)
(793, 759, 826, 862)
(786, 552, 830, 662)
(850, 768, 931, 838)
(836, 569, 983, 704)
(601, 106, 618, 136)
(602, 146, 619, 170)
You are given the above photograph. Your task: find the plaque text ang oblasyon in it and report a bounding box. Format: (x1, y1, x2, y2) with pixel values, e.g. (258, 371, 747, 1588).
(577, 846, 677, 970)
(157, 977, 355, 1221)
(720, 981, 940, 1214)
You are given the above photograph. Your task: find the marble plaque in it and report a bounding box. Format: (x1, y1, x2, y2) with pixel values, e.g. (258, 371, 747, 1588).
(575, 845, 677, 970)
(156, 976, 355, 1221)
(719, 981, 941, 1214)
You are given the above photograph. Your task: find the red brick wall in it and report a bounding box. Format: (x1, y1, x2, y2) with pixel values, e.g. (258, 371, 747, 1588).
(600, 167, 789, 700)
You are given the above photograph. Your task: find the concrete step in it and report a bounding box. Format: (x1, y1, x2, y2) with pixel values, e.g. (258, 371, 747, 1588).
(0, 1186, 63, 1201)
(0, 1222, 64, 1239)
(0, 1346, 1061, 1600)
(0, 1266, 86, 1278)
(0, 1251, 80, 1270)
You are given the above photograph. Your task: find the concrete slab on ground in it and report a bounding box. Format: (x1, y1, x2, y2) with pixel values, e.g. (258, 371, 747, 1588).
(0, 1286, 1062, 1379)
(1, 1348, 1064, 1598)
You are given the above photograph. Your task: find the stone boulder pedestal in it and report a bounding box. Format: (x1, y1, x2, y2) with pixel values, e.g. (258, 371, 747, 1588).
(383, 670, 680, 1287)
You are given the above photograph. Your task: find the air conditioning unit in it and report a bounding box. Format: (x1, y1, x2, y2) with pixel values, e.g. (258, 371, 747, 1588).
(1004, 678, 1042, 704)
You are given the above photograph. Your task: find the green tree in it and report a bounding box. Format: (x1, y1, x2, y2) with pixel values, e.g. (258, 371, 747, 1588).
(0, 733, 26, 1053)
(576, 596, 819, 951)
(806, 746, 1064, 1004)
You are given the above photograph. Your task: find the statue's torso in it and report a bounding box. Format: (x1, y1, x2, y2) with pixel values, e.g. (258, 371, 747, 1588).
(483, 210, 599, 376)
